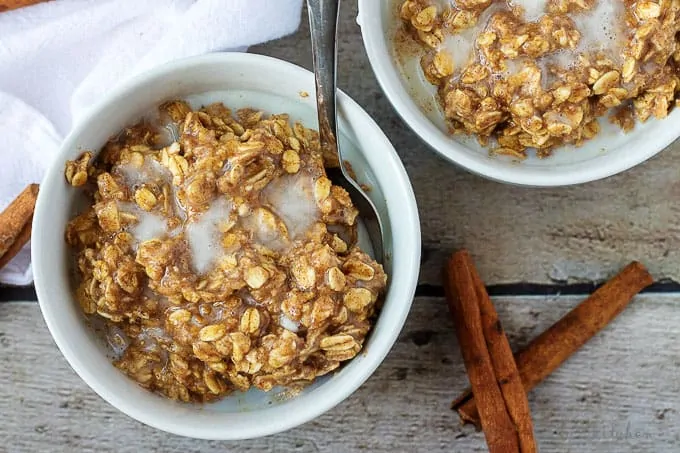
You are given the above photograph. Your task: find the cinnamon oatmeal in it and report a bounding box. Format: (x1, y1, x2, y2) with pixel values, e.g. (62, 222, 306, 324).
(64, 100, 387, 402)
(398, 0, 680, 157)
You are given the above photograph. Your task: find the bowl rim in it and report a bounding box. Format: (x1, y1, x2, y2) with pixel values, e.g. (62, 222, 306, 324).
(357, 0, 680, 187)
(32, 52, 421, 440)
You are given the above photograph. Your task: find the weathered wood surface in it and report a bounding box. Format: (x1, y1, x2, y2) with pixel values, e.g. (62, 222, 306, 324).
(252, 2, 680, 286)
(2, 296, 680, 452)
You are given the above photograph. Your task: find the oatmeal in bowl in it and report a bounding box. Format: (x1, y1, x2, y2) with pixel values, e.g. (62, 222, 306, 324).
(32, 53, 420, 439)
(64, 100, 387, 402)
(358, 0, 680, 185)
(400, 0, 679, 157)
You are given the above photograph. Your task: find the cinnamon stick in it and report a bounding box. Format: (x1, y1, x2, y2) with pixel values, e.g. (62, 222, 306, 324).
(444, 251, 521, 453)
(452, 261, 653, 428)
(470, 255, 537, 453)
(0, 184, 38, 261)
(0, 0, 49, 12)
(0, 215, 32, 270)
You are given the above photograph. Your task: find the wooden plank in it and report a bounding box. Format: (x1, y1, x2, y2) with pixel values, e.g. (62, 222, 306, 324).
(251, 3, 680, 286)
(2, 295, 680, 452)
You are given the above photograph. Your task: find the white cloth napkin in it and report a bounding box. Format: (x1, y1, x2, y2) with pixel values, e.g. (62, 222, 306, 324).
(0, 0, 303, 285)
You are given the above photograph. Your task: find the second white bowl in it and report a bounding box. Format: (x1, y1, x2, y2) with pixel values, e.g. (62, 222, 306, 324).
(358, 0, 680, 186)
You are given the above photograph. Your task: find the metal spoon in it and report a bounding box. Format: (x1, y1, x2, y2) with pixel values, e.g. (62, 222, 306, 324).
(307, 0, 385, 265)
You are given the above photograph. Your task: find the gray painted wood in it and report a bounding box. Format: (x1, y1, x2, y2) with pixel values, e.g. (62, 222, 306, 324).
(3, 296, 680, 452)
(251, 1, 680, 286)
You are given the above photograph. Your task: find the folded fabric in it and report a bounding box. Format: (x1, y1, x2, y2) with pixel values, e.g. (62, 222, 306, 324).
(0, 0, 303, 285)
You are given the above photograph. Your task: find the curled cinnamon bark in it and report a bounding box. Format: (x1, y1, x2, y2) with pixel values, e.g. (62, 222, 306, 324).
(470, 259, 537, 453)
(0, 217, 32, 270)
(445, 250, 536, 453)
(0, 0, 49, 12)
(452, 261, 653, 429)
(0, 184, 38, 270)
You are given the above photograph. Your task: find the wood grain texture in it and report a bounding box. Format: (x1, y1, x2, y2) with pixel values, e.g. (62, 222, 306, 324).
(2, 296, 680, 452)
(251, 2, 680, 286)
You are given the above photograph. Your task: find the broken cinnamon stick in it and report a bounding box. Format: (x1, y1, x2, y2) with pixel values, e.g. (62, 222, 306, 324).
(470, 255, 537, 453)
(444, 251, 522, 453)
(0, 0, 49, 12)
(0, 184, 38, 263)
(452, 261, 654, 428)
(0, 216, 32, 270)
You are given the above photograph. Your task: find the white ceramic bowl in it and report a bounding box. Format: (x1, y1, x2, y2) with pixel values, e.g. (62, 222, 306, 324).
(358, 0, 680, 186)
(32, 53, 421, 440)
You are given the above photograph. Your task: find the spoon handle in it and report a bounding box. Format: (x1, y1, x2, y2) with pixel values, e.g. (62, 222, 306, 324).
(307, 0, 386, 265)
(307, 0, 341, 153)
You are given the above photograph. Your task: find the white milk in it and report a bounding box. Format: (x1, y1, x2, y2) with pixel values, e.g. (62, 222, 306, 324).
(440, 6, 502, 72)
(533, 1, 627, 84)
(240, 208, 288, 251)
(117, 201, 169, 243)
(106, 325, 129, 359)
(185, 197, 234, 274)
(573, 0, 626, 62)
(509, 0, 547, 22)
(279, 313, 301, 333)
(261, 173, 320, 241)
(116, 156, 170, 189)
(433, 0, 455, 7)
(439, 0, 626, 79)
(130, 209, 168, 242)
(137, 326, 169, 353)
(115, 156, 179, 243)
(442, 26, 482, 71)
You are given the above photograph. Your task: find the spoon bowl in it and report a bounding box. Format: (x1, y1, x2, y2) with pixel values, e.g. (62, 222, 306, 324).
(307, 0, 386, 265)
